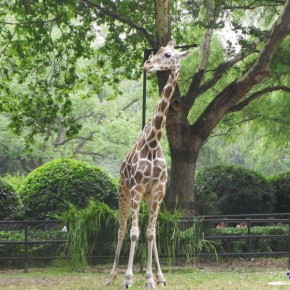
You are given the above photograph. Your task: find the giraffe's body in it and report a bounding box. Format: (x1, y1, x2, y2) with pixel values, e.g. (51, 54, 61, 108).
(107, 40, 190, 289)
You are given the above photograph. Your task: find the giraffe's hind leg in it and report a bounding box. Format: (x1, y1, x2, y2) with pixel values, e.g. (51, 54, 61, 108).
(153, 238, 166, 286)
(144, 189, 166, 289)
(123, 188, 142, 289)
(106, 184, 130, 286)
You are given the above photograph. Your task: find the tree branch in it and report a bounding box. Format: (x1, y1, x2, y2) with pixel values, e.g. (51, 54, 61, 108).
(0, 30, 17, 57)
(75, 151, 104, 157)
(81, 0, 155, 46)
(73, 131, 98, 156)
(121, 98, 139, 112)
(222, 0, 284, 10)
(199, 40, 260, 94)
(208, 127, 232, 139)
(238, 0, 290, 84)
(183, 1, 222, 110)
(183, 35, 260, 112)
(0, 18, 57, 25)
(0, 142, 10, 152)
(191, 0, 290, 141)
(75, 111, 94, 122)
(198, 0, 216, 71)
(54, 132, 97, 147)
(228, 85, 290, 112)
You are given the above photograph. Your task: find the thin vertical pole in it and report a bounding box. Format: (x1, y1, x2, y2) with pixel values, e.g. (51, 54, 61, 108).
(247, 219, 251, 254)
(142, 69, 147, 129)
(142, 49, 152, 129)
(24, 223, 28, 273)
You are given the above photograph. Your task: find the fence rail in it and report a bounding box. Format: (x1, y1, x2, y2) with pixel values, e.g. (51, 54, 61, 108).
(0, 220, 67, 272)
(181, 213, 290, 269)
(0, 213, 290, 272)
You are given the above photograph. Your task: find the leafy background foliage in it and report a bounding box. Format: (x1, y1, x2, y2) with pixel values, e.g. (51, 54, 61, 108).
(270, 172, 290, 213)
(195, 165, 275, 215)
(0, 0, 289, 178)
(0, 0, 289, 217)
(0, 178, 23, 219)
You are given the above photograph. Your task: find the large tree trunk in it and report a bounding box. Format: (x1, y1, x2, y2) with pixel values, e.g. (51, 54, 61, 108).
(165, 105, 204, 216)
(167, 150, 197, 217)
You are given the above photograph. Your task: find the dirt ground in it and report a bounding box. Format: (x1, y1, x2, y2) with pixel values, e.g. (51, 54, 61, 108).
(192, 257, 288, 271)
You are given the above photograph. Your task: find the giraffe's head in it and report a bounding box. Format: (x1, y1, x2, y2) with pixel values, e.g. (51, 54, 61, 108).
(143, 40, 191, 73)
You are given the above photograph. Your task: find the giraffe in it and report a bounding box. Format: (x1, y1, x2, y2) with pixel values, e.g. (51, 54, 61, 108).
(106, 40, 191, 289)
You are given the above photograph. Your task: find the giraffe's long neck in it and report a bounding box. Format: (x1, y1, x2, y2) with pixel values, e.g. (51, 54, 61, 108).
(144, 70, 179, 143)
(154, 71, 179, 129)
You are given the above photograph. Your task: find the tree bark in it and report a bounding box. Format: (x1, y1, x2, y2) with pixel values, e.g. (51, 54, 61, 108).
(167, 143, 199, 217)
(154, 0, 171, 47)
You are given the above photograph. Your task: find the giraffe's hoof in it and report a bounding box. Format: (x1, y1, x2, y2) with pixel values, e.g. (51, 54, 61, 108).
(145, 283, 156, 289)
(123, 274, 133, 289)
(156, 274, 167, 286)
(122, 282, 132, 289)
(145, 280, 156, 289)
(106, 274, 116, 286)
(157, 280, 167, 287)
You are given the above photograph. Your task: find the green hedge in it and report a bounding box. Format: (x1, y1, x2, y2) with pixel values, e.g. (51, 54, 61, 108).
(0, 179, 23, 220)
(209, 226, 288, 254)
(195, 165, 275, 215)
(20, 159, 118, 219)
(270, 172, 290, 213)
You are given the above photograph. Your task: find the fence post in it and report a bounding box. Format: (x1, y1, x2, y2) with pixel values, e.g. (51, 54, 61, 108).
(24, 223, 28, 273)
(247, 219, 251, 253)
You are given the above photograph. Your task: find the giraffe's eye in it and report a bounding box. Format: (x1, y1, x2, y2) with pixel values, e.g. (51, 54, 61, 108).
(164, 52, 171, 58)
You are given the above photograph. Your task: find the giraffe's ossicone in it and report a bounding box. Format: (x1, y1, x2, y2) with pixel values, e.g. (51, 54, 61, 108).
(106, 40, 191, 289)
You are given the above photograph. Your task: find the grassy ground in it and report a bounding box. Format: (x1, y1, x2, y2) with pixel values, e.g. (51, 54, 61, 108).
(0, 258, 289, 290)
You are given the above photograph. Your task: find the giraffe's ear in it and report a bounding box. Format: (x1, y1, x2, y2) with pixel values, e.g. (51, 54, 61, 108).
(177, 50, 191, 59)
(167, 40, 176, 47)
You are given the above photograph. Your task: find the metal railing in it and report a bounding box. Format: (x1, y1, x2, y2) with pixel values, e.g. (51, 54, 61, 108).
(180, 213, 290, 269)
(1, 213, 289, 272)
(0, 220, 67, 273)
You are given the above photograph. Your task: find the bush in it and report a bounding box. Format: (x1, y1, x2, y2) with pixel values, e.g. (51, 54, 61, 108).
(270, 172, 290, 213)
(195, 165, 275, 215)
(58, 199, 118, 266)
(57, 200, 215, 267)
(2, 173, 26, 192)
(210, 226, 288, 254)
(20, 159, 118, 219)
(0, 179, 23, 219)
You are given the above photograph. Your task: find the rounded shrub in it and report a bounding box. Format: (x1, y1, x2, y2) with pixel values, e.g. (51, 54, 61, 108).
(270, 172, 290, 213)
(0, 179, 23, 219)
(20, 159, 118, 219)
(195, 165, 275, 215)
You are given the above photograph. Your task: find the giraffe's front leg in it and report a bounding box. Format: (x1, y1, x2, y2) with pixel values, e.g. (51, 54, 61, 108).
(145, 233, 156, 289)
(123, 225, 139, 289)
